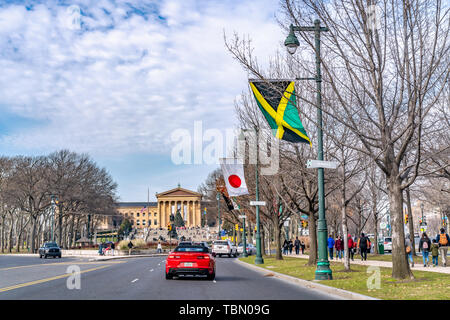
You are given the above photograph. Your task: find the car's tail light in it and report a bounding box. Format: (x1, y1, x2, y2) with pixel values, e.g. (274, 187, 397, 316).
(169, 255, 175, 258)
(169, 255, 181, 259)
(384, 242, 387, 244)
(197, 255, 209, 260)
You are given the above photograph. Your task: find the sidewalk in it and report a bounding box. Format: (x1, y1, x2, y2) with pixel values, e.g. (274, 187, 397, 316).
(282, 253, 450, 274)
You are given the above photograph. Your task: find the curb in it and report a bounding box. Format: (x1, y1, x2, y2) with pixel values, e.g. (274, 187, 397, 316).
(235, 259, 379, 301)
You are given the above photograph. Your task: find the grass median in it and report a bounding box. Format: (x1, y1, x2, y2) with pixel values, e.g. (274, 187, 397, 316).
(239, 255, 450, 300)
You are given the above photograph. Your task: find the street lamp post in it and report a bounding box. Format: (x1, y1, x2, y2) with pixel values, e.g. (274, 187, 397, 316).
(217, 193, 221, 240)
(51, 195, 56, 242)
(242, 215, 248, 258)
(254, 127, 264, 264)
(284, 19, 332, 280)
(239, 128, 264, 264)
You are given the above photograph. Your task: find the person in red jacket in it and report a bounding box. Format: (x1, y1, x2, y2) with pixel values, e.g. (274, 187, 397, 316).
(335, 235, 344, 259)
(347, 234, 354, 261)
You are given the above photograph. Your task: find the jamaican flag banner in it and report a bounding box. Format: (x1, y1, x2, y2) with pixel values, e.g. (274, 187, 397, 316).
(249, 80, 311, 145)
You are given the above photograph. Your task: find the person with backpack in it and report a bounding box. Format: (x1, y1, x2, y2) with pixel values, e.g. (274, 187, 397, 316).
(294, 237, 301, 255)
(435, 228, 450, 267)
(405, 234, 414, 267)
(419, 232, 431, 267)
(357, 233, 370, 261)
(430, 239, 439, 267)
(327, 235, 335, 260)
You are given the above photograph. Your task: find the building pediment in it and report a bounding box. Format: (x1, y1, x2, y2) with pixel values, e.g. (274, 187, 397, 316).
(156, 187, 202, 198)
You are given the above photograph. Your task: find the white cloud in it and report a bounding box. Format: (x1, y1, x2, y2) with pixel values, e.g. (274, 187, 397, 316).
(0, 0, 282, 157)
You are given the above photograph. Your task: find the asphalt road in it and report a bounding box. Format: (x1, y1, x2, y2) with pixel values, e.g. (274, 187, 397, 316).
(0, 255, 338, 300)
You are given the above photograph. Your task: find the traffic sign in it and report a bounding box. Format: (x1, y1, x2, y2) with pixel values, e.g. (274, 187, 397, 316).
(380, 222, 387, 229)
(238, 215, 246, 219)
(250, 201, 266, 206)
(306, 159, 338, 169)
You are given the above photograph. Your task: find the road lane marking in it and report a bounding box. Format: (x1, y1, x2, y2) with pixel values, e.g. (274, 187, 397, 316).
(131, 278, 139, 283)
(0, 260, 126, 271)
(150, 269, 154, 272)
(0, 265, 110, 293)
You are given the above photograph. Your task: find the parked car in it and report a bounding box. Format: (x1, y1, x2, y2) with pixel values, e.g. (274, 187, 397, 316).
(165, 244, 215, 280)
(383, 237, 392, 253)
(39, 242, 62, 259)
(212, 240, 237, 257)
(237, 243, 256, 255)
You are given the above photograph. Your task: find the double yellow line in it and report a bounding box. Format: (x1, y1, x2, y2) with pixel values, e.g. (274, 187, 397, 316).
(0, 262, 124, 293)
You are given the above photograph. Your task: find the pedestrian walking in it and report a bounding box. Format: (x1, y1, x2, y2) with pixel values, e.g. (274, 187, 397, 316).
(98, 243, 104, 256)
(282, 239, 289, 255)
(157, 241, 162, 253)
(127, 240, 134, 255)
(335, 236, 344, 259)
(288, 239, 294, 255)
(405, 235, 414, 267)
(357, 233, 370, 261)
(419, 232, 431, 267)
(431, 239, 439, 267)
(435, 228, 449, 267)
(300, 240, 305, 254)
(294, 237, 300, 255)
(347, 234, 354, 261)
(110, 242, 115, 256)
(327, 235, 335, 259)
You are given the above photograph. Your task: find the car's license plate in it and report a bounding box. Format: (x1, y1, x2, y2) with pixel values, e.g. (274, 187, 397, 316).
(184, 262, 193, 267)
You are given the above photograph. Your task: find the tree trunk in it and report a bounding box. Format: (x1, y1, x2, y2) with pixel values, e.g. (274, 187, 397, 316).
(274, 222, 283, 260)
(30, 215, 38, 253)
(8, 214, 14, 253)
(388, 176, 414, 279)
(341, 187, 350, 271)
(373, 201, 379, 255)
(307, 212, 318, 265)
(0, 215, 4, 253)
(405, 187, 416, 256)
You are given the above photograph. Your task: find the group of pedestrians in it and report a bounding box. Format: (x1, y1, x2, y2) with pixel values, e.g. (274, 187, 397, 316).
(328, 233, 371, 261)
(406, 228, 449, 268)
(283, 237, 306, 255)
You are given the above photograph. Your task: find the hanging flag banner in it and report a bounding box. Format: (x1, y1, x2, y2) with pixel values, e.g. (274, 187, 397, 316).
(219, 158, 249, 197)
(249, 80, 311, 145)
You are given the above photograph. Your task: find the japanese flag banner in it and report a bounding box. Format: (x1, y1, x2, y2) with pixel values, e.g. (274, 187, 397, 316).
(219, 158, 249, 197)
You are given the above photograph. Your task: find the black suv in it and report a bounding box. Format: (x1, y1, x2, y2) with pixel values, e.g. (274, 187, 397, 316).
(39, 242, 62, 259)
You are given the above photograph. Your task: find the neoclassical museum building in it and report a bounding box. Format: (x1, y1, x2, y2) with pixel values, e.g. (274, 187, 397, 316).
(116, 185, 204, 230)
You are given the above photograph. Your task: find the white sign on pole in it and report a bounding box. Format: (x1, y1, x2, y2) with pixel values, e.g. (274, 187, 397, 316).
(283, 220, 289, 227)
(306, 160, 338, 169)
(380, 222, 387, 229)
(250, 201, 266, 206)
(239, 215, 246, 219)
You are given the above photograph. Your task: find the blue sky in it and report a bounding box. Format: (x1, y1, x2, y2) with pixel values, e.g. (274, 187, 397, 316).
(0, 0, 283, 201)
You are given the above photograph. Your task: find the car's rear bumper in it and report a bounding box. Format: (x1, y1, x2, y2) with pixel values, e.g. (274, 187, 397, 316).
(168, 268, 213, 276)
(213, 250, 232, 254)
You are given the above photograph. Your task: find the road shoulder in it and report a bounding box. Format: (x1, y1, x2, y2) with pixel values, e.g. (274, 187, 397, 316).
(235, 258, 379, 300)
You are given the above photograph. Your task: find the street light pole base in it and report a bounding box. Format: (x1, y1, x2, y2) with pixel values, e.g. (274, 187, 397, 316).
(254, 256, 264, 264)
(315, 262, 333, 280)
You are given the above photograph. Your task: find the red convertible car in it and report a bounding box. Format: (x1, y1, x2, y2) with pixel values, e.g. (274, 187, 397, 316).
(165, 244, 216, 280)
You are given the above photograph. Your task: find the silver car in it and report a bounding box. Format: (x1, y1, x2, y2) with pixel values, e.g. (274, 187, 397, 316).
(237, 243, 256, 255)
(212, 240, 237, 257)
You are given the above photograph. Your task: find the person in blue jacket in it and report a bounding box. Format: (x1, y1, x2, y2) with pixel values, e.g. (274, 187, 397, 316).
(327, 235, 335, 260)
